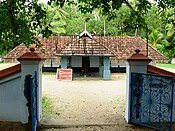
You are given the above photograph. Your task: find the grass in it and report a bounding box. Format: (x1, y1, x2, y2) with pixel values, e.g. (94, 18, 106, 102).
(42, 72, 56, 75)
(156, 63, 175, 69)
(42, 95, 54, 116)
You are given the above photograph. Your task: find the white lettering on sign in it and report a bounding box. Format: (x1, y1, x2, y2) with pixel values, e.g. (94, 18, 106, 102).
(56, 69, 73, 81)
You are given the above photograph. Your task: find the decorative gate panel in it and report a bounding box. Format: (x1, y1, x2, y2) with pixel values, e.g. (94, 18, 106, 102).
(30, 72, 38, 131)
(130, 73, 174, 131)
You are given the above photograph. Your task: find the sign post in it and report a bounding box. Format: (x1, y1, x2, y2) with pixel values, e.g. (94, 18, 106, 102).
(56, 69, 73, 81)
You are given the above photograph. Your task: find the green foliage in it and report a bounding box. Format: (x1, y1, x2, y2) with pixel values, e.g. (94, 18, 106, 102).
(0, 0, 46, 55)
(149, 30, 164, 45)
(61, 2, 175, 58)
(0, 0, 69, 55)
(42, 95, 54, 116)
(156, 63, 175, 69)
(42, 72, 56, 75)
(39, 2, 68, 35)
(1, 0, 175, 59)
(63, 4, 136, 36)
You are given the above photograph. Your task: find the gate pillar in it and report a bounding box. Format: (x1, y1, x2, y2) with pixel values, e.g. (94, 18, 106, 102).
(125, 49, 152, 123)
(17, 48, 46, 123)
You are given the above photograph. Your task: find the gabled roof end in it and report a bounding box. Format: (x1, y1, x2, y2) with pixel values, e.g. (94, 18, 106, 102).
(79, 30, 92, 39)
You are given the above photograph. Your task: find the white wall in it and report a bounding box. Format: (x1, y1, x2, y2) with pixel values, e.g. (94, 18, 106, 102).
(171, 58, 175, 64)
(90, 56, 99, 67)
(110, 58, 126, 67)
(0, 73, 28, 123)
(19, 60, 43, 122)
(71, 56, 82, 67)
(43, 57, 61, 67)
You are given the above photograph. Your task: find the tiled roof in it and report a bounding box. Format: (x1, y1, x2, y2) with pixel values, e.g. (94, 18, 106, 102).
(37, 36, 73, 58)
(4, 44, 29, 59)
(95, 36, 167, 60)
(4, 36, 73, 59)
(4, 36, 167, 60)
(57, 35, 115, 56)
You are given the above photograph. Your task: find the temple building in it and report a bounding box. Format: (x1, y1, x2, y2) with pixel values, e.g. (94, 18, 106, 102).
(4, 30, 167, 80)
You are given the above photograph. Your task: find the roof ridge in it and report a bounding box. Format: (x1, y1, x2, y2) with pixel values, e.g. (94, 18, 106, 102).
(79, 30, 92, 39)
(93, 37, 115, 55)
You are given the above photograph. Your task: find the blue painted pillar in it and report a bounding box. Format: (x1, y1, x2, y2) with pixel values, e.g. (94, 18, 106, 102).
(103, 56, 110, 80)
(61, 56, 68, 69)
(99, 66, 104, 77)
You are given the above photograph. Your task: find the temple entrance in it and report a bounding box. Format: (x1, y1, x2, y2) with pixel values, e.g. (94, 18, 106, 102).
(82, 56, 90, 76)
(41, 73, 127, 130)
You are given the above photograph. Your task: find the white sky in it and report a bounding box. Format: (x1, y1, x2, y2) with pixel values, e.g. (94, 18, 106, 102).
(38, 0, 156, 4)
(38, 0, 48, 4)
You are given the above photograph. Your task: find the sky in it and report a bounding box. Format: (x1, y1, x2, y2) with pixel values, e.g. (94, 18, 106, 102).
(38, 0, 48, 4)
(38, 0, 156, 4)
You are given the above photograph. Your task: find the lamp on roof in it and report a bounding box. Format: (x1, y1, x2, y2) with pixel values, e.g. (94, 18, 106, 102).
(79, 18, 92, 39)
(146, 24, 148, 57)
(84, 17, 90, 31)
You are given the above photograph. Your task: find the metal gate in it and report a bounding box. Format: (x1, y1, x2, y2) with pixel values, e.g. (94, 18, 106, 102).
(130, 73, 174, 131)
(30, 72, 38, 131)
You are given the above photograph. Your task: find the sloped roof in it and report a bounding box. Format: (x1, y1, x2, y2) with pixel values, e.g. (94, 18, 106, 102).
(4, 44, 29, 59)
(4, 36, 73, 59)
(57, 31, 114, 56)
(95, 36, 167, 60)
(79, 30, 92, 39)
(4, 36, 167, 60)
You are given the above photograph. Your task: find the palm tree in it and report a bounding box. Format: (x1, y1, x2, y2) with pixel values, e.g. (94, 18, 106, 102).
(149, 30, 164, 45)
(39, 2, 68, 35)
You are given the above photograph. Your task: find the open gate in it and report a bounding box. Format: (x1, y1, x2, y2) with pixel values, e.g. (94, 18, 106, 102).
(30, 72, 38, 131)
(130, 73, 174, 131)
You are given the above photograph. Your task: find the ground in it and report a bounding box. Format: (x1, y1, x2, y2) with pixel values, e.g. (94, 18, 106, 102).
(0, 65, 175, 131)
(40, 73, 157, 131)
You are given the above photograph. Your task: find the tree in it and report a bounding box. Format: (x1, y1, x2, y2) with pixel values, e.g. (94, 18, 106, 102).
(0, 0, 47, 55)
(39, 2, 68, 35)
(145, 5, 175, 58)
(1, 0, 175, 57)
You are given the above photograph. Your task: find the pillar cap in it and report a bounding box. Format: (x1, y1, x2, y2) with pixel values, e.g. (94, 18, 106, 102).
(17, 47, 46, 61)
(127, 49, 152, 62)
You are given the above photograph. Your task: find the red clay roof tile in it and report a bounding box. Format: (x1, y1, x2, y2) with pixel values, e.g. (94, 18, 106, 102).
(4, 36, 167, 60)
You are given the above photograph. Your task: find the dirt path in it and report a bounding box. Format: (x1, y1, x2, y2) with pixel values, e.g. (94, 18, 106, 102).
(40, 74, 157, 131)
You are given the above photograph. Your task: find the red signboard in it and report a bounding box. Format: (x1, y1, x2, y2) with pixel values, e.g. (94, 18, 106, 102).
(56, 69, 72, 81)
